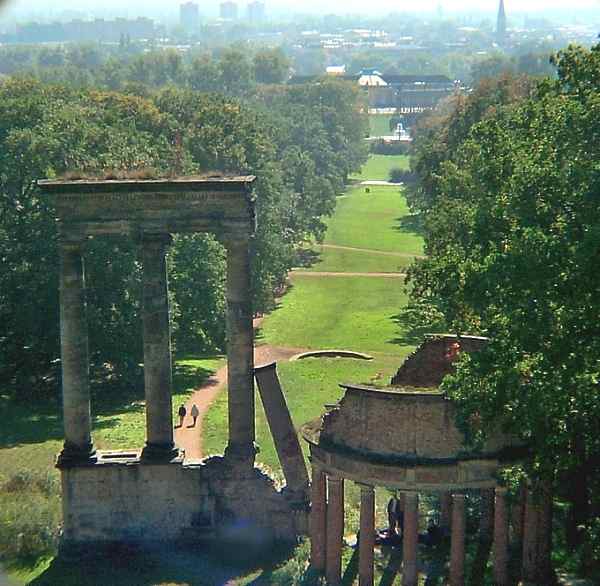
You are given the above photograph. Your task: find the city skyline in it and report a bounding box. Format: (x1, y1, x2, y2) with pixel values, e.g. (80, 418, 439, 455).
(1, 0, 600, 20)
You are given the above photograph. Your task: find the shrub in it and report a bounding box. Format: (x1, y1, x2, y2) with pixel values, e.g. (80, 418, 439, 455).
(0, 470, 61, 562)
(370, 139, 411, 155)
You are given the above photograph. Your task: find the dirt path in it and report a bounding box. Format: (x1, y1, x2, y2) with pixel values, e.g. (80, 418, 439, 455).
(318, 243, 424, 259)
(290, 270, 407, 278)
(174, 314, 308, 461)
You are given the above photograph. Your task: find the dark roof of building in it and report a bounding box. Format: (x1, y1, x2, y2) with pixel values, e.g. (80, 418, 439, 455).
(381, 74, 453, 84)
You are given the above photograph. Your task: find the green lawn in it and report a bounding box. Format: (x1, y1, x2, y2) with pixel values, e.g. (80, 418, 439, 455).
(203, 357, 403, 477)
(261, 274, 409, 354)
(369, 114, 394, 137)
(351, 154, 409, 181)
(303, 245, 412, 273)
(93, 357, 224, 450)
(324, 185, 423, 255)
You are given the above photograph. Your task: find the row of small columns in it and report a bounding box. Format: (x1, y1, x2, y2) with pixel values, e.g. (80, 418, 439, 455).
(57, 233, 255, 466)
(310, 465, 514, 586)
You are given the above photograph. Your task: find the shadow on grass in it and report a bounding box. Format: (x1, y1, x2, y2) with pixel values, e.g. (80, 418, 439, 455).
(29, 542, 297, 586)
(387, 310, 431, 347)
(253, 281, 295, 345)
(0, 361, 219, 450)
(393, 213, 424, 238)
(294, 248, 322, 269)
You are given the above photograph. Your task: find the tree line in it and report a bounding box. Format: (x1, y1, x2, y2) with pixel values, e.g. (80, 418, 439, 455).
(407, 44, 600, 579)
(0, 73, 368, 400)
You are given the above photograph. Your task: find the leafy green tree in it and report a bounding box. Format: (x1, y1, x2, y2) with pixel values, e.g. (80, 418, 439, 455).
(407, 45, 600, 576)
(253, 48, 290, 84)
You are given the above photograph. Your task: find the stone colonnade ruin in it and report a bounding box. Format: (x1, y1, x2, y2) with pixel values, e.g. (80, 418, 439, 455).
(302, 335, 545, 585)
(38, 176, 307, 549)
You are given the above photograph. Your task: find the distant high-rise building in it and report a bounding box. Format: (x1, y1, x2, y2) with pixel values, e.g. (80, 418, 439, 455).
(180, 2, 200, 32)
(220, 1, 238, 20)
(496, 0, 507, 44)
(247, 1, 266, 22)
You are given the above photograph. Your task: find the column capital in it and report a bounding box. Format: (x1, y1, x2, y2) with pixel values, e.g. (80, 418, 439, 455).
(140, 232, 173, 247)
(222, 235, 252, 250)
(58, 234, 88, 250)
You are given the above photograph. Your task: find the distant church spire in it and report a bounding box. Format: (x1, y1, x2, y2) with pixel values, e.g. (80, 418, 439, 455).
(496, 0, 507, 44)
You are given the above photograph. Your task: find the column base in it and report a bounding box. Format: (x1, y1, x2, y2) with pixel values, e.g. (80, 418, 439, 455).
(56, 442, 97, 468)
(225, 441, 258, 466)
(140, 442, 182, 463)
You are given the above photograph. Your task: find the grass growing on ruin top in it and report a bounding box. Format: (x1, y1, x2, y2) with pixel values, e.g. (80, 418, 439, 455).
(324, 185, 423, 254)
(350, 154, 410, 181)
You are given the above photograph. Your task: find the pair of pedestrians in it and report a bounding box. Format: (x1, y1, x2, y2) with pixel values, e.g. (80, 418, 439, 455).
(177, 403, 199, 428)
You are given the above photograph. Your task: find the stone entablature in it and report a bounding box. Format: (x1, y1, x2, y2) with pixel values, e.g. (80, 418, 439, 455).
(38, 176, 256, 238)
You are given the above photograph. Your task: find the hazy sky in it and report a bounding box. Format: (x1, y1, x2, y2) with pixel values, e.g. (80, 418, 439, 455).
(1, 0, 599, 18)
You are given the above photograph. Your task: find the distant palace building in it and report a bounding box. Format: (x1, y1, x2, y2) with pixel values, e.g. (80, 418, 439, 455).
(358, 70, 457, 113)
(289, 69, 457, 115)
(16, 17, 155, 43)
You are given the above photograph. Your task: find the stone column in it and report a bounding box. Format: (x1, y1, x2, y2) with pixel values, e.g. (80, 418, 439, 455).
(537, 480, 554, 584)
(310, 464, 327, 573)
(493, 488, 509, 586)
(450, 493, 466, 586)
(402, 492, 418, 586)
(57, 237, 96, 466)
(255, 362, 309, 495)
(326, 476, 344, 586)
(224, 238, 256, 465)
(358, 484, 375, 586)
(480, 488, 495, 541)
(140, 233, 178, 462)
(522, 486, 540, 584)
(440, 491, 452, 532)
(511, 484, 525, 546)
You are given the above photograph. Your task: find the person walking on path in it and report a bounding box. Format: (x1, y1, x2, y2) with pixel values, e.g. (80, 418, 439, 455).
(190, 404, 200, 427)
(177, 404, 186, 428)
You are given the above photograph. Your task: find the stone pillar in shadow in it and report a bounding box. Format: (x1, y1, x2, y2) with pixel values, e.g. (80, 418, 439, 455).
(57, 237, 96, 466)
(493, 487, 509, 586)
(440, 491, 452, 532)
(450, 493, 466, 586)
(358, 484, 375, 586)
(140, 233, 179, 462)
(254, 362, 309, 496)
(402, 492, 418, 586)
(480, 488, 495, 541)
(326, 476, 344, 585)
(224, 237, 256, 467)
(522, 486, 540, 584)
(310, 464, 327, 573)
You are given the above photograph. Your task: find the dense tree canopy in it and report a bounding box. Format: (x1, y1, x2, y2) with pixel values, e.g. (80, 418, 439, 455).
(408, 44, 600, 574)
(0, 74, 367, 399)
